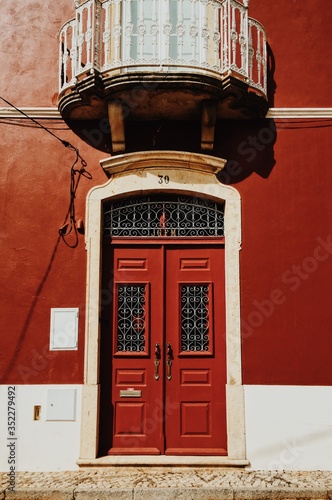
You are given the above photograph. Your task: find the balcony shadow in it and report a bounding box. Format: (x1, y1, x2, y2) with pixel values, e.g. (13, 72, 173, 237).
(267, 43, 277, 108)
(215, 43, 276, 185)
(65, 42, 277, 184)
(215, 117, 276, 185)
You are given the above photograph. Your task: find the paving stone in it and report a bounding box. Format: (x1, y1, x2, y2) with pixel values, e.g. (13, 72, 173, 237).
(233, 488, 329, 500)
(1, 469, 332, 499)
(133, 487, 233, 499)
(4, 490, 73, 500)
(74, 489, 133, 500)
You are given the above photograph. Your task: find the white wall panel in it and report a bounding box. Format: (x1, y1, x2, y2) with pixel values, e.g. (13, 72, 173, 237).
(50, 308, 79, 350)
(0, 385, 82, 472)
(244, 385, 332, 470)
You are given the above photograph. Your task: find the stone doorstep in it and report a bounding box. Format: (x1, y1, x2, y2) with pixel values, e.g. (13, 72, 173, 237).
(2, 488, 332, 500)
(77, 456, 250, 467)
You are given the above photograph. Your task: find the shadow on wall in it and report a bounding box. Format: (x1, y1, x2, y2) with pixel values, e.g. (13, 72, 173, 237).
(0, 237, 62, 384)
(65, 112, 277, 185)
(64, 44, 277, 166)
(267, 43, 277, 108)
(65, 45, 277, 187)
(66, 114, 277, 185)
(215, 117, 276, 185)
(216, 43, 276, 185)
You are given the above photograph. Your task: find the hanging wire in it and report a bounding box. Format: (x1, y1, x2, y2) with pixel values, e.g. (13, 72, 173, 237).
(0, 118, 70, 131)
(0, 95, 72, 145)
(58, 147, 92, 248)
(0, 95, 91, 247)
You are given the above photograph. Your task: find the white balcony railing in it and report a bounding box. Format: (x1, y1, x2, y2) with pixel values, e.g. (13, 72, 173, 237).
(59, 0, 267, 97)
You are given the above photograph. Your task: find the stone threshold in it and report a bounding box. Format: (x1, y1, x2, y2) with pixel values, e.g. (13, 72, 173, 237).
(77, 455, 250, 467)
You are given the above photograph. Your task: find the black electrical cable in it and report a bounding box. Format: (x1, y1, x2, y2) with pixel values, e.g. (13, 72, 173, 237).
(0, 95, 71, 144)
(0, 119, 70, 131)
(0, 95, 88, 162)
(58, 149, 91, 248)
(0, 95, 91, 247)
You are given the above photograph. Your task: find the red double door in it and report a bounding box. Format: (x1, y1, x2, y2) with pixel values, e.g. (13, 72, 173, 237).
(108, 242, 227, 455)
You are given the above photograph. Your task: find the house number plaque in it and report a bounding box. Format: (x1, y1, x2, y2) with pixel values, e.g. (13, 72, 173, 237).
(158, 175, 170, 184)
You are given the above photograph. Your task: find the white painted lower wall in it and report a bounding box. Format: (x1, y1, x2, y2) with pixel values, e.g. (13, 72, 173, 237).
(1, 384, 331, 471)
(0, 385, 82, 472)
(244, 385, 332, 470)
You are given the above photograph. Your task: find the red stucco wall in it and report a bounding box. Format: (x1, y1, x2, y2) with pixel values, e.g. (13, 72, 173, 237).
(0, 0, 331, 385)
(0, 125, 106, 384)
(0, 1, 71, 107)
(239, 122, 332, 385)
(250, 0, 332, 107)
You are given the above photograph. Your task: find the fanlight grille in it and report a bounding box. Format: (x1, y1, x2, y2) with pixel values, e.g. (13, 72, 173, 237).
(103, 195, 224, 237)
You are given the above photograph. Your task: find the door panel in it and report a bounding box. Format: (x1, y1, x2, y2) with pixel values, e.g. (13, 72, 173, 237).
(165, 247, 227, 455)
(109, 246, 164, 455)
(107, 243, 226, 456)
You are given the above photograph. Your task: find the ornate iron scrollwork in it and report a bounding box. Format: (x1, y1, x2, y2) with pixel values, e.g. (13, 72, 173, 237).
(181, 284, 209, 352)
(117, 284, 146, 352)
(104, 195, 224, 237)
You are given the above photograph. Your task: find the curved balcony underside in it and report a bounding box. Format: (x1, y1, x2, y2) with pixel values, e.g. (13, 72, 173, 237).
(59, 70, 267, 122)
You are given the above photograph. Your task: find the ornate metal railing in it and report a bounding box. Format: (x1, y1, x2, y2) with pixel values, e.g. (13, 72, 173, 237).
(59, 0, 266, 97)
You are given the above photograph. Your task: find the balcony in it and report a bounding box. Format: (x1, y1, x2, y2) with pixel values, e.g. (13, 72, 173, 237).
(58, 0, 268, 151)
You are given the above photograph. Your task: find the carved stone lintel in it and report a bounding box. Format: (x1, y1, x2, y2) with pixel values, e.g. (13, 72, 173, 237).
(201, 100, 217, 152)
(108, 101, 125, 153)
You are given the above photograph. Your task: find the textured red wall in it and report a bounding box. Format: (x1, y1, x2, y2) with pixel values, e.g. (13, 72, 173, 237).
(250, 0, 332, 107)
(0, 0, 331, 386)
(238, 123, 332, 385)
(0, 124, 106, 384)
(0, 1, 73, 107)
(0, 0, 106, 384)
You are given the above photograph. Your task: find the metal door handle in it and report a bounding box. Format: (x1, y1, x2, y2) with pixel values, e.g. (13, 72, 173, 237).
(166, 343, 173, 380)
(154, 343, 160, 380)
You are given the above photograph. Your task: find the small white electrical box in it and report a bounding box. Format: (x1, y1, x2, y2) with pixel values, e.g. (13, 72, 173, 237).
(50, 308, 79, 350)
(46, 389, 77, 421)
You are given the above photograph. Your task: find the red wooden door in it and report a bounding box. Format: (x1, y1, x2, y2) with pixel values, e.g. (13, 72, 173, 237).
(107, 243, 226, 455)
(109, 245, 164, 454)
(164, 246, 227, 455)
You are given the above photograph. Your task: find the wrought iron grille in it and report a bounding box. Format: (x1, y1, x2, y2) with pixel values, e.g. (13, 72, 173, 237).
(104, 195, 224, 237)
(181, 284, 209, 352)
(117, 284, 146, 352)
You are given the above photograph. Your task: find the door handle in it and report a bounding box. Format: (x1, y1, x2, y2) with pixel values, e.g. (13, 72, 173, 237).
(154, 343, 160, 380)
(166, 342, 173, 380)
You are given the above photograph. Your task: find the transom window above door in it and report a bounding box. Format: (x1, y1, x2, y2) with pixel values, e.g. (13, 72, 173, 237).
(103, 194, 225, 237)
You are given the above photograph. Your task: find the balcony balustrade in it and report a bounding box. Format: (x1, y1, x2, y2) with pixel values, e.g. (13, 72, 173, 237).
(58, 0, 268, 150)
